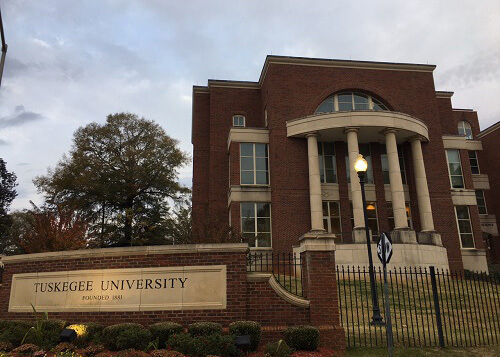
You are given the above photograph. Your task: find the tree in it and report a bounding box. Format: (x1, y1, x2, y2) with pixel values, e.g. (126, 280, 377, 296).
(0, 158, 18, 252)
(0, 158, 17, 215)
(164, 195, 192, 245)
(8, 203, 89, 254)
(34, 113, 190, 246)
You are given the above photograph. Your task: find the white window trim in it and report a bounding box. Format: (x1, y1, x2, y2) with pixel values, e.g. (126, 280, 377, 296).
(240, 202, 272, 249)
(455, 206, 475, 249)
(323, 201, 341, 235)
(446, 149, 464, 189)
(232, 115, 246, 127)
(240, 143, 270, 186)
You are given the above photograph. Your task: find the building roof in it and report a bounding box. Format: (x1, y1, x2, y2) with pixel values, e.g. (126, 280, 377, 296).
(194, 55, 437, 91)
(477, 121, 500, 139)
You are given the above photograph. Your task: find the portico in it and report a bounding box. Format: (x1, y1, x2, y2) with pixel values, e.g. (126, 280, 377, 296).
(287, 110, 441, 246)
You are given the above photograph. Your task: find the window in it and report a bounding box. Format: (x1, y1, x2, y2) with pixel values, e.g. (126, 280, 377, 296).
(241, 202, 271, 248)
(318, 142, 337, 183)
(388, 202, 413, 230)
(468, 151, 480, 174)
(446, 149, 464, 188)
(346, 143, 373, 184)
(240, 143, 269, 185)
(381, 145, 407, 184)
(476, 190, 487, 215)
(315, 92, 388, 114)
(232, 115, 245, 127)
(455, 206, 474, 248)
(458, 121, 472, 139)
(323, 201, 341, 235)
(351, 202, 379, 240)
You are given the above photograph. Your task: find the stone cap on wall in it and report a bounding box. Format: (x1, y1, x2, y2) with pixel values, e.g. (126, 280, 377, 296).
(0, 243, 249, 264)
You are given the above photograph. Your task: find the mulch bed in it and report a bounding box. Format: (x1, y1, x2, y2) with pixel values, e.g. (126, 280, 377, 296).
(248, 348, 340, 357)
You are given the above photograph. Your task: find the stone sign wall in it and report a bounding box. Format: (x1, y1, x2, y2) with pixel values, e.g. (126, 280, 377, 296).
(9, 265, 226, 312)
(0, 242, 345, 352)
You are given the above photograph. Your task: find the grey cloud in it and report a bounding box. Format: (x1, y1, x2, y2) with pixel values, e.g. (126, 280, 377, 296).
(0, 106, 44, 129)
(0, 138, 9, 146)
(439, 51, 500, 88)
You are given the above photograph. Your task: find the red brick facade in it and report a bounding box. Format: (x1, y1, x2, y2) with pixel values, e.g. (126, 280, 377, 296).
(478, 122, 500, 263)
(192, 55, 491, 272)
(0, 244, 345, 351)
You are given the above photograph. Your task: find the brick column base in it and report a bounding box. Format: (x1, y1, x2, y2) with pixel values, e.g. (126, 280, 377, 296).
(299, 234, 346, 353)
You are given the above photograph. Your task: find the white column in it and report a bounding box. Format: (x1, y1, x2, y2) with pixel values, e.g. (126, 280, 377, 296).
(306, 133, 325, 232)
(384, 129, 408, 229)
(345, 128, 365, 228)
(411, 138, 435, 231)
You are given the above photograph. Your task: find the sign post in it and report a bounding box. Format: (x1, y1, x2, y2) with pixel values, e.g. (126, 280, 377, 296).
(378, 232, 394, 357)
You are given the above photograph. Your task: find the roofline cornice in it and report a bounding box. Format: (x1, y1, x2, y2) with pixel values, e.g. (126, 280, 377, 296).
(477, 121, 500, 138)
(199, 55, 437, 92)
(435, 91, 454, 98)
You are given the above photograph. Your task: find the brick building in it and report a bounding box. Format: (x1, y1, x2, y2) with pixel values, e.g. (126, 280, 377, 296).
(477, 122, 500, 263)
(191, 55, 495, 272)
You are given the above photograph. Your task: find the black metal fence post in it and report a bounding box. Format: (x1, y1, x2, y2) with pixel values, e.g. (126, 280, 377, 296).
(429, 266, 445, 347)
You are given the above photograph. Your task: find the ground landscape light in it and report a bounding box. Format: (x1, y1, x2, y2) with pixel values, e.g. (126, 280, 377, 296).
(354, 154, 368, 173)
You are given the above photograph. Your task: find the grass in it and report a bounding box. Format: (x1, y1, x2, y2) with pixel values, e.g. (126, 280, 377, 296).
(337, 270, 500, 348)
(346, 345, 500, 356)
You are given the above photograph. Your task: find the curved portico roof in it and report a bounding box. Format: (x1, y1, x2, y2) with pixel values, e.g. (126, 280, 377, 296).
(286, 111, 429, 143)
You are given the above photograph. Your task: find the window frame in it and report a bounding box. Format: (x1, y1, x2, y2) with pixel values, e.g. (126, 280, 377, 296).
(351, 201, 379, 240)
(455, 205, 475, 249)
(387, 201, 413, 230)
(318, 142, 338, 183)
(458, 121, 473, 140)
(468, 150, 480, 175)
(322, 201, 341, 236)
(446, 149, 464, 189)
(381, 144, 407, 185)
(232, 115, 246, 127)
(476, 190, 487, 215)
(315, 92, 389, 114)
(240, 202, 272, 248)
(240, 143, 269, 186)
(346, 143, 374, 184)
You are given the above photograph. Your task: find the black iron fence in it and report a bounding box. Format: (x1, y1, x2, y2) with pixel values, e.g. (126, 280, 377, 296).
(337, 265, 500, 348)
(247, 252, 304, 297)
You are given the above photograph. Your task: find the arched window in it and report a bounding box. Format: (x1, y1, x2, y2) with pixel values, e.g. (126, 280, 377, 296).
(315, 92, 389, 114)
(458, 121, 473, 139)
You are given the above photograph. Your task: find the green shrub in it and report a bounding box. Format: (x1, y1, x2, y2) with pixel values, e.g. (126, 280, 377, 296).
(187, 322, 222, 337)
(167, 333, 240, 357)
(0, 320, 32, 346)
(283, 325, 319, 351)
(264, 340, 293, 357)
(101, 323, 152, 351)
(228, 321, 261, 351)
(149, 322, 183, 348)
(23, 319, 66, 350)
(70, 323, 104, 347)
(11, 343, 40, 356)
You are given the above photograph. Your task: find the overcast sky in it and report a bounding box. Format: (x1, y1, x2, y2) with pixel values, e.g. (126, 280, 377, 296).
(1, 0, 499, 211)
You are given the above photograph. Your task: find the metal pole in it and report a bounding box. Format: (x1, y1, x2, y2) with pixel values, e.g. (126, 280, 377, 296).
(382, 234, 393, 356)
(358, 171, 383, 325)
